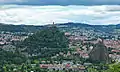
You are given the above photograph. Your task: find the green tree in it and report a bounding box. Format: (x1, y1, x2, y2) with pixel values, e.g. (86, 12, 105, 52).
(87, 68, 99, 72)
(105, 63, 120, 72)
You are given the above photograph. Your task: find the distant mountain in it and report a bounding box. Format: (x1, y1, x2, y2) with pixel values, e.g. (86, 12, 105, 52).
(0, 23, 120, 33)
(0, 23, 43, 32)
(56, 23, 120, 34)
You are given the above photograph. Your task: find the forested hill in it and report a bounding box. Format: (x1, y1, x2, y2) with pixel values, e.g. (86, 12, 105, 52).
(0, 23, 43, 32)
(0, 23, 120, 33)
(57, 23, 120, 33)
(21, 26, 69, 57)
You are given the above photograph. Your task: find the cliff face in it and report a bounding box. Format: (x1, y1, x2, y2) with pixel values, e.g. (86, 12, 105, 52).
(89, 40, 109, 63)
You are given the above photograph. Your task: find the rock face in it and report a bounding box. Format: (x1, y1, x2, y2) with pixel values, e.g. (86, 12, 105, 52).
(89, 39, 109, 63)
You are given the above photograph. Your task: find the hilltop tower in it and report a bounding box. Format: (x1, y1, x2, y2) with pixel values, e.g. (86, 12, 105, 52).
(52, 22, 56, 27)
(53, 22, 55, 25)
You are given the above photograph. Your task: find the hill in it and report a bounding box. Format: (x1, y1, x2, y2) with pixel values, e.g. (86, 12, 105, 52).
(0, 22, 120, 33)
(21, 25, 69, 58)
(0, 23, 43, 32)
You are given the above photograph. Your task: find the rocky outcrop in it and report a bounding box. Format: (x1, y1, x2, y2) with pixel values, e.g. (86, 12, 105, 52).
(89, 39, 109, 63)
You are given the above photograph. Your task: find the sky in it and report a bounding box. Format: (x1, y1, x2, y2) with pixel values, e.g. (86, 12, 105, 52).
(0, 0, 120, 25)
(1, 0, 120, 5)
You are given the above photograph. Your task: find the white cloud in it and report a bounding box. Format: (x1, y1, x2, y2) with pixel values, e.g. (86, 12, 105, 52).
(0, 5, 120, 25)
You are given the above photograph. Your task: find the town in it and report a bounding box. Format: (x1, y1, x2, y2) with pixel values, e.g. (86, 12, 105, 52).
(0, 23, 120, 72)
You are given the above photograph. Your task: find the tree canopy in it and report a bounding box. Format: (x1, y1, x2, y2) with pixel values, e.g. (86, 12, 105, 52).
(23, 26, 69, 58)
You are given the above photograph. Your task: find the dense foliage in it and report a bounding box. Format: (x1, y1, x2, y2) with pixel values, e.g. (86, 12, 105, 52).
(0, 48, 27, 65)
(22, 26, 69, 58)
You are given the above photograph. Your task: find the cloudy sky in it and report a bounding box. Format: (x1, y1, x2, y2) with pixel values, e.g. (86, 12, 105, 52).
(0, 0, 120, 25)
(1, 0, 120, 5)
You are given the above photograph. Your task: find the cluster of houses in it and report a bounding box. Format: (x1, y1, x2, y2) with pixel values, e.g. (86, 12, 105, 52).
(40, 61, 92, 72)
(0, 31, 29, 51)
(0, 31, 28, 46)
(65, 32, 120, 63)
(68, 35, 120, 49)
